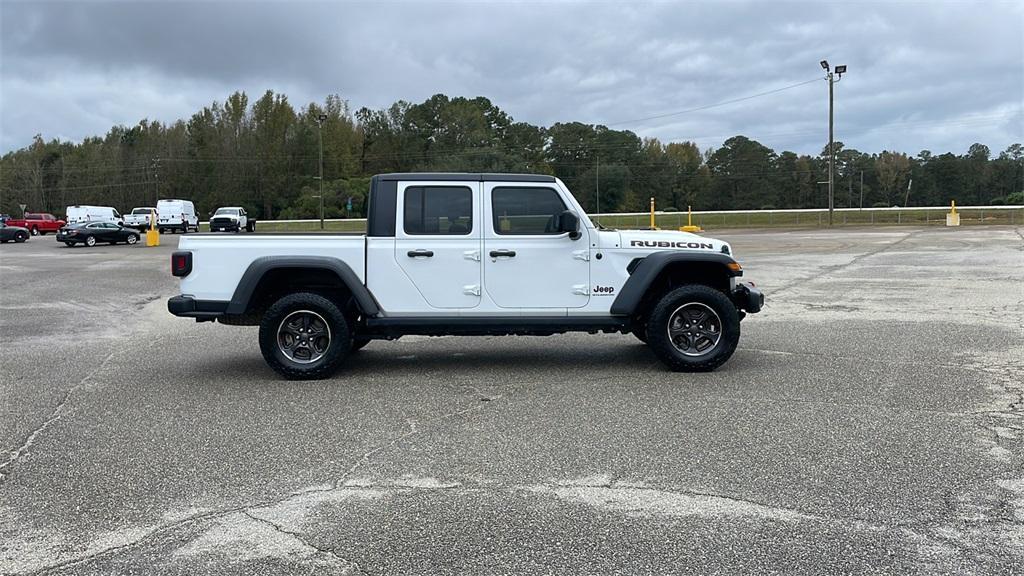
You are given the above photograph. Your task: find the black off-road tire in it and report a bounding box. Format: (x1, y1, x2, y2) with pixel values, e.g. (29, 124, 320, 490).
(646, 284, 740, 372)
(259, 292, 352, 380)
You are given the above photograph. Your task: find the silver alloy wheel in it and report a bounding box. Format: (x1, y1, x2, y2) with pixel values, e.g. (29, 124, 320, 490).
(277, 310, 332, 364)
(127, 234, 138, 244)
(85, 236, 96, 247)
(667, 302, 722, 357)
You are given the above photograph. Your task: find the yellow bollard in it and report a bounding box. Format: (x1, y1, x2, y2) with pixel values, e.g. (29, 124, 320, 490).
(680, 204, 703, 233)
(146, 208, 160, 246)
(649, 197, 657, 229)
(946, 200, 960, 227)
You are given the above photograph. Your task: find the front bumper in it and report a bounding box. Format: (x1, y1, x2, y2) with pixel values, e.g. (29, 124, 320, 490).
(730, 282, 764, 313)
(168, 295, 228, 320)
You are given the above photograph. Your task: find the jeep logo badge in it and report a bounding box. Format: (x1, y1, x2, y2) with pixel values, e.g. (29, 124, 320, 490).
(593, 285, 614, 294)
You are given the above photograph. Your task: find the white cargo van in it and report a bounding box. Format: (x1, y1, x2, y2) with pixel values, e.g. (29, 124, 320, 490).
(65, 205, 123, 225)
(156, 199, 199, 234)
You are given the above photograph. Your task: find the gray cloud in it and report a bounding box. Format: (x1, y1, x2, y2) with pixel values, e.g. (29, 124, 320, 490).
(2, 0, 1021, 155)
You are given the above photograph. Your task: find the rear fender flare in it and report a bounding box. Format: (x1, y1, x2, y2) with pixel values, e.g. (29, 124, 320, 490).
(226, 256, 380, 317)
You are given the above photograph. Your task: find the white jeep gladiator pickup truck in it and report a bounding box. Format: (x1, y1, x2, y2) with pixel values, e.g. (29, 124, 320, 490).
(168, 173, 763, 379)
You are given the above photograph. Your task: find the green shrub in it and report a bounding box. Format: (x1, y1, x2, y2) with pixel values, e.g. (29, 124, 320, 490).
(988, 196, 1007, 205)
(1007, 191, 1024, 205)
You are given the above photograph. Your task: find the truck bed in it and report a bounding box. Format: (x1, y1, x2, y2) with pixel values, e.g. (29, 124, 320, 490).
(178, 234, 367, 303)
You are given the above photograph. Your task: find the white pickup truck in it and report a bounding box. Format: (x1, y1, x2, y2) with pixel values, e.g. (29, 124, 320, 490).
(168, 173, 763, 379)
(209, 206, 256, 233)
(124, 207, 157, 230)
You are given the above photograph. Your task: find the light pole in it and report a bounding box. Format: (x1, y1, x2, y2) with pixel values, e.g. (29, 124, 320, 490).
(820, 60, 846, 226)
(315, 113, 328, 230)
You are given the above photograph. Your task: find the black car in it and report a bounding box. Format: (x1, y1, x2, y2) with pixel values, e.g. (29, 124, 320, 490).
(57, 222, 140, 247)
(0, 222, 30, 243)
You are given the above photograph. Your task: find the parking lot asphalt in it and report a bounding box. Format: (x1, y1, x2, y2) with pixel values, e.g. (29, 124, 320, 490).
(1, 226, 1022, 575)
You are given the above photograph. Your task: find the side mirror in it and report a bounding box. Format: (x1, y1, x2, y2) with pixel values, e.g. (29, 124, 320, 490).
(558, 210, 581, 240)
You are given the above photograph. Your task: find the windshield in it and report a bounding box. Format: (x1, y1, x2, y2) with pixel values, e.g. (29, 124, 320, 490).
(215, 208, 239, 215)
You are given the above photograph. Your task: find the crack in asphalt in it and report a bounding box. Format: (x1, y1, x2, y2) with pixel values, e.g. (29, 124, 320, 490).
(770, 229, 922, 297)
(242, 510, 367, 575)
(0, 348, 118, 484)
(28, 391, 504, 575)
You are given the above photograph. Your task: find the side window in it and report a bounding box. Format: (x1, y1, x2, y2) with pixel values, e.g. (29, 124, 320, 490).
(403, 186, 473, 235)
(492, 187, 567, 235)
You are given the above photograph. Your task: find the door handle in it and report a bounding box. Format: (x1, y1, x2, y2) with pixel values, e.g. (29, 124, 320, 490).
(489, 250, 516, 258)
(407, 249, 434, 258)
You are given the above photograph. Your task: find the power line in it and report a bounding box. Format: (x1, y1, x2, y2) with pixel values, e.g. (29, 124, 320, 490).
(605, 77, 822, 127)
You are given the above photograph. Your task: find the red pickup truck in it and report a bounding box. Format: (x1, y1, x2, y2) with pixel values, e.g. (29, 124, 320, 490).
(7, 213, 66, 235)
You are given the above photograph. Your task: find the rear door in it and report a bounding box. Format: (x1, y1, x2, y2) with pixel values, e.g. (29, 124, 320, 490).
(394, 181, 482, 309)
(482, 183, 590, 309)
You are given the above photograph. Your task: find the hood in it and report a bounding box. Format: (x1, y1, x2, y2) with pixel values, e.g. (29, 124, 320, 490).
(615, 228, 732, 257)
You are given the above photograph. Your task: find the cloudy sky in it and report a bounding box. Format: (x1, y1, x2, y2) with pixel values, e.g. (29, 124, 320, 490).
(2, 0, 1021, 156)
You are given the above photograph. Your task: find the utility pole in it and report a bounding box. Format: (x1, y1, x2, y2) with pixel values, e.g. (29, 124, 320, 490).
(859, 170, 864, 209)
(151, 157, 160, 206)
(848, 171, 852, 209)
(595, 156, 600, 223)
(820, 60, 846, 225)
(315, 114, 327, 230)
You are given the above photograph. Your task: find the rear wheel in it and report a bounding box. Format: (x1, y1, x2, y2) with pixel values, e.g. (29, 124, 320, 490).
(15, 231, 29, 243)
(85, 236, 97, 247)
(30, 227, 39, 236)
(259, 292, 352, 380)
(646, 284, 740, 372)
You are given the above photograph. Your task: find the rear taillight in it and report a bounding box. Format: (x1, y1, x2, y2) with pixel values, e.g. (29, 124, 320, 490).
(171, 251, 192, 277)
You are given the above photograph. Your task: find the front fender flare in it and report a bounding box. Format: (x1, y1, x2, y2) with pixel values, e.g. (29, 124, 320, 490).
(609, 251, 741, 316)
(226, 256, 380, 317)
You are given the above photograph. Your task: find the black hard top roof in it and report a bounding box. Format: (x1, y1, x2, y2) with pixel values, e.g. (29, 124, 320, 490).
(374, 173, 556, 183)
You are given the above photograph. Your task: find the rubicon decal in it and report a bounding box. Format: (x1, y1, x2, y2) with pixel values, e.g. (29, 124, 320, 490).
(630, 240, 715, 249)
(592, 285, 615, 295)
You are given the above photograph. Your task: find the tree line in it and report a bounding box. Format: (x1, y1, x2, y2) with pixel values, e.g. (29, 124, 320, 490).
(2, 90, 1021, 220)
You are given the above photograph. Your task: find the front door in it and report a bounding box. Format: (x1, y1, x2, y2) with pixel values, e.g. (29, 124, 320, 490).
(483, 183, 590, 309)
(394, 182, 482, 309)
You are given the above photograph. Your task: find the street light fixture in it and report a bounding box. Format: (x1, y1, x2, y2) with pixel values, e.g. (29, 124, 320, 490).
(314, 113, 328, 230)
(821, 60, 847, 226)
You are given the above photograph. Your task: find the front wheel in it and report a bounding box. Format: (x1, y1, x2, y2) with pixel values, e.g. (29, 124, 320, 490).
(15, 232, 29, 243)
(31, 227, 39, 236)
(126, 234, 138, 245)
(646, 284, 740, 372)
(259, 292, 352, 380)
